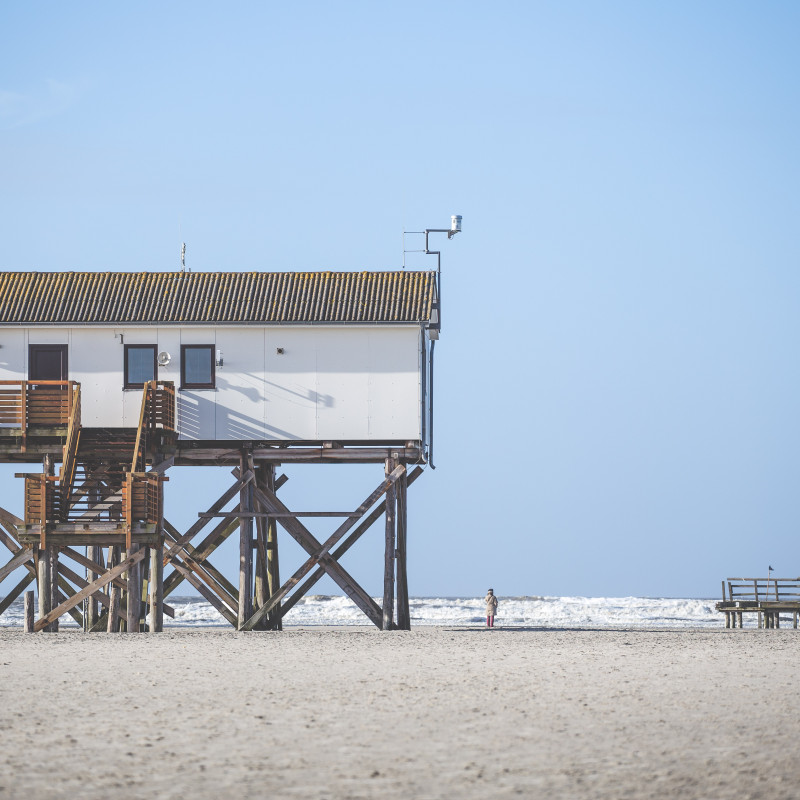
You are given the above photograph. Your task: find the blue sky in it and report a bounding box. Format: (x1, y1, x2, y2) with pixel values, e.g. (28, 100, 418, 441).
(1, 2, 799, 599)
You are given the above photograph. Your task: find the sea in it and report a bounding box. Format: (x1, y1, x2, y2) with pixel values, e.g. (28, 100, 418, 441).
(0, 594, 729, 628)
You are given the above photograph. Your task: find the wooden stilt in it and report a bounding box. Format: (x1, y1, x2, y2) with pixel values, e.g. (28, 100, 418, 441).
(395, 468, 410, 630)
(37, 548, 51, 633)
(382, 457, 397, 631)
(24, 589, 34, 633)
(48, 547, 59, 632)
(86, 545, 102, 630)
(266, 466, 282, 631)
(238, 450, 254, 630)
(127, 544, 141, 632)
(253, 462, 269, 631)
(107, 546, 121, 632)
(149, 540, 164, 632)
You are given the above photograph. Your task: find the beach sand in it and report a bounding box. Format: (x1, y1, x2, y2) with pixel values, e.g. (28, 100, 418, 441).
(1, 626, 798, 799)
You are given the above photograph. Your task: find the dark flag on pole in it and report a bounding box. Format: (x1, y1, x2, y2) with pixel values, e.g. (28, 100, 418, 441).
(769, 566, 774, 572)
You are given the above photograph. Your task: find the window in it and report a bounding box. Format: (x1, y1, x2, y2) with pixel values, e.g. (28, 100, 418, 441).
(124, 344, 156, 389)
(181, 344, 215, 389)
(29, 345, 68, 381)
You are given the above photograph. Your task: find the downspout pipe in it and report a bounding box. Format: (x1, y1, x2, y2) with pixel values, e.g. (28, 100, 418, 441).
(428, 338, 436, 469)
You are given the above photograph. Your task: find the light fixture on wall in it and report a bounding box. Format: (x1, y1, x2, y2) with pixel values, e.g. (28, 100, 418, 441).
(216, 349, 224, 368)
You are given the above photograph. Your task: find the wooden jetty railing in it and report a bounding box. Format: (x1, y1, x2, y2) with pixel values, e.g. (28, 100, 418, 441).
(717, 577, 800, 629)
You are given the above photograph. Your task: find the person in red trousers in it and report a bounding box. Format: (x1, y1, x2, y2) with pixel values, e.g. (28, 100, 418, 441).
(485, 588, 498, 627)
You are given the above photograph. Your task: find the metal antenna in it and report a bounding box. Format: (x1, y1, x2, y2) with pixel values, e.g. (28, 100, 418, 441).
(181, 243, 186, 272)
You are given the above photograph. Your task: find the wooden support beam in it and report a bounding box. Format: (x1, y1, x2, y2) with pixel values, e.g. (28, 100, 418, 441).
(242, 464, 405, 631)
(0, 548, 33, 583)
(24, 590, 34, 632)
(149, 541, 164, 632)
(0, 572, 35, 617)
(86, 545, 103, 629)
(58, 546, 174, 619)
(37, 548, 52, 631)
(383, 457, 397, 630)
(169, 551, 238, 615)
(35, 547, 146, 632)
(163, 471, 252, 562)
(107, 546, 121, 633)
(396, 468, 410, 630)
(57, 563, 113, 609)
(161, 517, 238, 599)
(238, 451, 254, 629)
(127, 545, 141, 632)
(169, 558, 238, 627)
(253, 463, 271, 631)
(278, 466, 423, 621)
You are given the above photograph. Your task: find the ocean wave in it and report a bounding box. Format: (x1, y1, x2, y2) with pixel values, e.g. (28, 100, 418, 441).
(0, 594, 730, 629)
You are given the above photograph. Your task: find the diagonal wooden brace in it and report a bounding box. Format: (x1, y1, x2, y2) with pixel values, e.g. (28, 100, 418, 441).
(278, 465, 424, 620)
(34, 548, 146, 632)
(163, 470, 253, 562)
(0, 548, 34, 584)
(242, 464, 406, 631)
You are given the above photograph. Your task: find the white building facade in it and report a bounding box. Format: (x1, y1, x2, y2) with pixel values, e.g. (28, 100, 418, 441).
(0, 271, 439, 447)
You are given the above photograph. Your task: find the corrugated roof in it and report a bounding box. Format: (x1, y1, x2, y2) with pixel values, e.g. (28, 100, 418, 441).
(0, 271, 438, 325)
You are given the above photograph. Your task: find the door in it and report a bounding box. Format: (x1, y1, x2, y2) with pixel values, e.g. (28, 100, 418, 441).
(29, 345, 68, 381)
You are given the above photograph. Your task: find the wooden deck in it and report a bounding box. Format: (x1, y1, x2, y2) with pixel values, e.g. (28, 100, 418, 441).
(716, 578, 800, 628)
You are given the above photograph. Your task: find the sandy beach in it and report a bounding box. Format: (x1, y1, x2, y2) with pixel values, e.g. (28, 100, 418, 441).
(1, 627, 798, 799)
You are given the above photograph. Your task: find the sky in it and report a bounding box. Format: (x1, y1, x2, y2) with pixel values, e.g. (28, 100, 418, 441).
(1, 2, 799, 600)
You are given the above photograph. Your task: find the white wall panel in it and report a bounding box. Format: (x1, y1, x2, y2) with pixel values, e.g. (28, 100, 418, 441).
(264, 329, 319, 440)
(2, 324, 424, 442)
(0, 329, 26, 382)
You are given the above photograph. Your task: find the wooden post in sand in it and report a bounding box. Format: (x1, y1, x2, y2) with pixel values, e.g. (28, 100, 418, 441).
(396, 468, 410, 630)
(127, 544, 141, 632)
(238, 450, 254, 630)
(37, 547, 51, 632)
(149, 543, 164, 632)
(382, 456, 397, 631)
(107, 546, 121, 632)
(86, 545, 102, 630)
(24, 590, 34, 632)
(254, 462, 269, 631)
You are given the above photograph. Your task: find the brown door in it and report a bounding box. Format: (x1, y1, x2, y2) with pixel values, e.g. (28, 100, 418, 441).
(29, 345, 68, 381)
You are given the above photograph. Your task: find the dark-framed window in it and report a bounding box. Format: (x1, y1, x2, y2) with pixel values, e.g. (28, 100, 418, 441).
(181, 344, 215, 389)
(124, 344, 157, 389)
(29, 344, 68, 381)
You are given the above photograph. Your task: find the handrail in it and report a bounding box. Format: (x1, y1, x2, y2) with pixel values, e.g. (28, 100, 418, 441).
(59, 383, 82, 519)
(131, 380, 175, 473)
(131, 383, 150, 473)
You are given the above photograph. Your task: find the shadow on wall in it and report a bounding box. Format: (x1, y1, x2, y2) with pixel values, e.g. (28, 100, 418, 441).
(177, 391, 297, 440)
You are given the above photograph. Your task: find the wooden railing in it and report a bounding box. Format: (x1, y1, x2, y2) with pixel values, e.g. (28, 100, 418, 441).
(0, 381, 79, 432)
(59, 384, 82, 519)
(24, 474, 60, 525)
(122, 472, 164, 547)
(131, 381, 175, 472)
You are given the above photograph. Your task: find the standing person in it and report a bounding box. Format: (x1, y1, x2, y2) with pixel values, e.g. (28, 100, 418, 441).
(484, 588, 498, 628)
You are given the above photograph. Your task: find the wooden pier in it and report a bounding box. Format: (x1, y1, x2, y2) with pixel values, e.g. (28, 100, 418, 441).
(716, 577, 800, 629)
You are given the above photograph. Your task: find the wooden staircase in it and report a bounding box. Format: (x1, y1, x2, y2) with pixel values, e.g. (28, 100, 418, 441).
(18, 381, 174, 547)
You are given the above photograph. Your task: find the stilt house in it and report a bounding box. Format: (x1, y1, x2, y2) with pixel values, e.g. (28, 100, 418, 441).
(0, 270, 440, 632)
